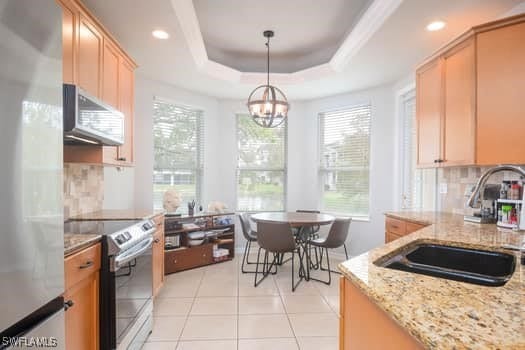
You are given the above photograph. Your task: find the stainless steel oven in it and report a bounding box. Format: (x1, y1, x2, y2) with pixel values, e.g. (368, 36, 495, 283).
(65, 219, 156, 350)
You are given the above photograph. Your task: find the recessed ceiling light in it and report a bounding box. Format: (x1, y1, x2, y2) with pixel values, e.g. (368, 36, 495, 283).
(426, 21, 446, 31)
(152, 30, 169, 39)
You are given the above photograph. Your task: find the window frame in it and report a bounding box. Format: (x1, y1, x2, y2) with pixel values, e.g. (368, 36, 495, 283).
(235, 113, 288, 212)
(317, 104, 372, 220)
(152, 97, 204, 211)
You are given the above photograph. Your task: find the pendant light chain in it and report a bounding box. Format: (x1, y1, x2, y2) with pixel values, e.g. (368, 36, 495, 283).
(266, 35, 270, 86)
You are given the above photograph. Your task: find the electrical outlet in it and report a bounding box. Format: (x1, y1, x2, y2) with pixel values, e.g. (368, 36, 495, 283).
(439, 183, 448, 194)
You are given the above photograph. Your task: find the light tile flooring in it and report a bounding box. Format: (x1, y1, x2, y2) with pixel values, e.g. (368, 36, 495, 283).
(145, 254, 343, 350)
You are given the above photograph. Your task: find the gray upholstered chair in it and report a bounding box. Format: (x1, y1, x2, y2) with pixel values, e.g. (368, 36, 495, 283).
(307, 218, 352, 285)
(254, 221, 305, 292)
(238, 213, 258, 273)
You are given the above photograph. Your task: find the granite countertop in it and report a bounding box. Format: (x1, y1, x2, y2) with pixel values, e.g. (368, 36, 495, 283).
(338, 211, 525, 350)
(64, 233, 101, 257)
(69, 209, 165, 221)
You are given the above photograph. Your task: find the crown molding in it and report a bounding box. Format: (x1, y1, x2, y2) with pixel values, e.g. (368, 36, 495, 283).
(171, 0, 402, 84)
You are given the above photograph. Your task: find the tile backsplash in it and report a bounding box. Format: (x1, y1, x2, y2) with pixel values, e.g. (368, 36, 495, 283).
(64, 163, 103, 219)
(438, 166, 523, 214)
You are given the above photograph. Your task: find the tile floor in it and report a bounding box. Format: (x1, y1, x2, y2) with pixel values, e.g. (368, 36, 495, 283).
(144, 253, 343, 349)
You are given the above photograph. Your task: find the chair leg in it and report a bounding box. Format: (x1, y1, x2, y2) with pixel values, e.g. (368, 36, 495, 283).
(308, 247, 333, 285)
(291, 249, 304, 292)
(242, 240, 257, 274)
(343, 244, 349, 260)
(254, 248, 278, 287)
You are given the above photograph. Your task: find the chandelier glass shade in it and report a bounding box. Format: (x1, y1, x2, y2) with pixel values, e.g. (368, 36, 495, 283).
(247, 30, 289, 128)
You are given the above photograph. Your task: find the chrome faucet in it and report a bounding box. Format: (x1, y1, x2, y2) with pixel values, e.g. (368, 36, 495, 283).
(467, 165, 525, 230)
(467, 165, 525, 208)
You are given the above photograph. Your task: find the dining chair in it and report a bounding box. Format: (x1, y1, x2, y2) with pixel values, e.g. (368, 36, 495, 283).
(254, 221, 305, 292)
(238, 213, 258, 274)
(307, 218, 352, 285)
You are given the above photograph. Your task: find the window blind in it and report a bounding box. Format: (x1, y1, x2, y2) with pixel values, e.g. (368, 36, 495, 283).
(319, 105, 371, 218)
(400, 91, 436, 210)
(401, 92, 420, 209)
(236, 114, 286, 211)
(153, 99, 204, 210)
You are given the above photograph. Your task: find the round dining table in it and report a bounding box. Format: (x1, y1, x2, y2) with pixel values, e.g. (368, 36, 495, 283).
(250, 212, 335, 227)
(250, 212, 335, 280)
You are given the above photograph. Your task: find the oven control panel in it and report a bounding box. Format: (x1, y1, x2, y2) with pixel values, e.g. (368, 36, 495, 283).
(108, 219, 156, 254)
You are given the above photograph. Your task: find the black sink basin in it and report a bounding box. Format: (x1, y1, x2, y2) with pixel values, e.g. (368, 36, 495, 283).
(377, 243, 516, 286)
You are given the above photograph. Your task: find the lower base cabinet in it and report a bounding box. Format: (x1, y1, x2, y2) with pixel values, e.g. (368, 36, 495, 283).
(385, 216, 427, 243)
(64, 243, 101, 350)
(339, 277, 424, 349)
(152, 214, 165, 297)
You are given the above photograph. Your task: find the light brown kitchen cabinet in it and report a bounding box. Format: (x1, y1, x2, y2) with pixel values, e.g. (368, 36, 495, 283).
(340, 277, 424, 349)
(416, 58, 442, 168)
(77, 12, 102, 98)
(59, 0, 137, 166)
(476, 21, 525, 165)
(64, 243, 101, 350)
(117, 58, 135, 165)
(152, 214, 165, 297)
(442, 38, 476, 166)
(385, 216, 427, 243)
(415, 14, 525, 168)
(60, 0, 76, 84)
(102, 39, 120, 109)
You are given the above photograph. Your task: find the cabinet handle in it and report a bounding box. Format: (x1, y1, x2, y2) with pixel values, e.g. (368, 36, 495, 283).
(64, 300, 74, 311)
(391, 225, 399, 229)
(117, 157, 127, 162)
(154, 238, 160, 243)
(79, 261, 93, 269)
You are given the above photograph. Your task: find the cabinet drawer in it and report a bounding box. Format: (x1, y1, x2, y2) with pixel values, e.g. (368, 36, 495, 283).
(385, 217, 406, 235)
(164, 244, 213, 273)
(385, 231, 403, 243)
(406, 222, 426, 234)
(65, 243, 101, 290)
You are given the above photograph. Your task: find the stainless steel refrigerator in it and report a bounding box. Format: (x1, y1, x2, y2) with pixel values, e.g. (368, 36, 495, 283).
(0, 1, 65, 349)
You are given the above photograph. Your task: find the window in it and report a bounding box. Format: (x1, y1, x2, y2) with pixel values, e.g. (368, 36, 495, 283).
(319, 105, 371, 218)
(153, 99, 204, 211)
(236, 114, 286, 211)
(400, 90, 436, 210)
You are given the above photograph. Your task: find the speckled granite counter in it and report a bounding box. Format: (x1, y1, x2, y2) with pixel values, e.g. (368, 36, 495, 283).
(69, 209, 164, 221)
(338, 211, 525, 349)
(64, 233, 101, 256)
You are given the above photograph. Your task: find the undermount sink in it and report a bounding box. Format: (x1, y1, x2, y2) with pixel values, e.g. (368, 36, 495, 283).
(376, 243, 516, 287)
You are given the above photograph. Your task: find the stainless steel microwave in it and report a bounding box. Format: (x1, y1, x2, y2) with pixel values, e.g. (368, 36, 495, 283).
(63, 84, 124, 146)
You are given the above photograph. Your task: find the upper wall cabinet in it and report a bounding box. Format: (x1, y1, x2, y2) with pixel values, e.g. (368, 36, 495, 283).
(58, 0, 137, 166)
(416, 14, 525, 168)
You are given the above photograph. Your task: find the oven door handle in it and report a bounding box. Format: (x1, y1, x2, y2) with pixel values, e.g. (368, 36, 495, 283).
(115, 236, 154, 270)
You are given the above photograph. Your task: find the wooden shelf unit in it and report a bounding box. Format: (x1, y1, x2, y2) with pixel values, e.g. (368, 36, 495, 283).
(164, 212, 235, 274)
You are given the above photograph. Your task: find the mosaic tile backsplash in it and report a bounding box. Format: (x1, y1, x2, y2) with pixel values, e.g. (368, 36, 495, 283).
(438, 166, 523, 214)
(64, 163, 103, 219)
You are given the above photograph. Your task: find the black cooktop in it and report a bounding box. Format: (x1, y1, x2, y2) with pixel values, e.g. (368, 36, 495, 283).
(64, 220, 141, 236)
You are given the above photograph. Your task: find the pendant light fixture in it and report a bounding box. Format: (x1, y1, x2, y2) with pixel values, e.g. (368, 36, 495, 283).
(247, 30, 289, 128)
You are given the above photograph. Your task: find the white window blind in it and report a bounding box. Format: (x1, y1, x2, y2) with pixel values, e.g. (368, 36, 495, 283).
(319, 105, 371, 218)
(236, 114, 286, 211)
(400, 90, 436, 210)
(153, 99, 204, 211)
(401, 92, 421, 209)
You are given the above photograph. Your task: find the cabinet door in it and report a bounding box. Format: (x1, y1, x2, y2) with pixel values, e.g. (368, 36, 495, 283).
(102, 39, 119, 108)
(59, 0, 76, 84)
(443, 39, 476, 166)
(476, 22, 525, 165)
(416, 58, 443, 167)
(152, 228, 164, 297)
(117, 58, 134, 165)
(77, 12, 102, 97)
(64, 273, 99, 350)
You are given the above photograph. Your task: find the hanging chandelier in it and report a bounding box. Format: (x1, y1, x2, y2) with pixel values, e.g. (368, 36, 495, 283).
(247, 30, 290, 128)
